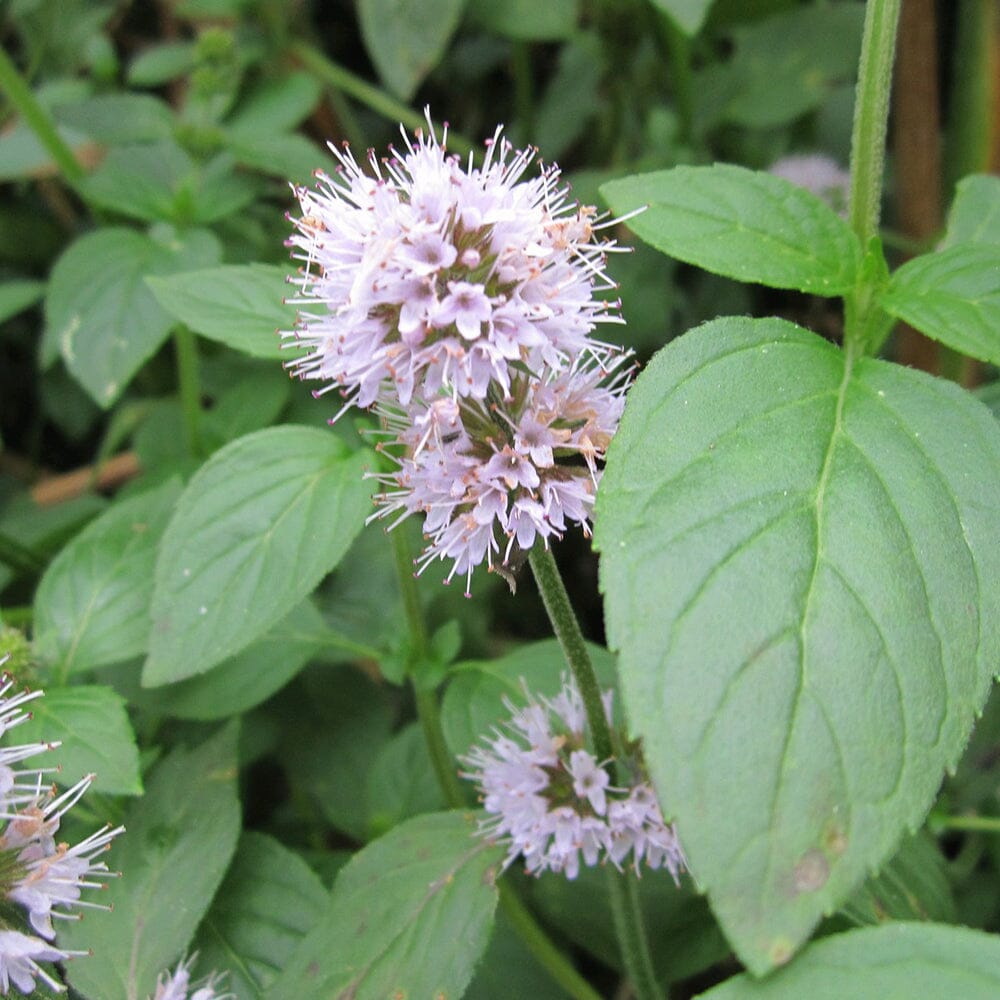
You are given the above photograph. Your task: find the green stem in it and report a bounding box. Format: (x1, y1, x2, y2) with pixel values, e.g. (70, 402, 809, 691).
(660, 15, 693, 144)
(933, 813, 1000, 834)
(0, 532, 46, 577)
(529, 546, 664, 1000)
(388, 529, 599, 1000)
(290, 42, 474, 157)
(173, 326, 202, 458)
(843, 0, 902, 352)
(499, 883, 604, 1000)
(0, 46, 84, 184)
(528, 546, 613, 763)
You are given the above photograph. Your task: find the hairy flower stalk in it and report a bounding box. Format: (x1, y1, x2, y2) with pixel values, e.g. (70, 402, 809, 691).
(286, 110, 634, 594)
(462, 676, 685, 882)
(0, 658, 124, 996)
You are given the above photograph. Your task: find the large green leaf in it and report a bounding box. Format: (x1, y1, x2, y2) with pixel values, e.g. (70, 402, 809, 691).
(269, 811, 504, 1000)
(62, 723, 241, 1000)
(941, 174, 1000, 249)
(595, 316, 1000, 973)
(880, 244, 1000, 365)
(602, 165, 862, 295)
(696, 923, 1000, 999)
(466, 0, 578, 40)
(14, 685, 142, 795)
(0, 278, 44, 324)
(146, 264, 296, 359)
(195, 832, 328, 998)
(145, 426, 371, 683)
(43, 225, 221, 406)
(357, 0, 465, 100)
(33, 479, 181, 676)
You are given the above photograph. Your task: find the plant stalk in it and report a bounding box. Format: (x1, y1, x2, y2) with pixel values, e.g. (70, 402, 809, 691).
(0, 47, 84, 185)
(529, 545, 665, 1000)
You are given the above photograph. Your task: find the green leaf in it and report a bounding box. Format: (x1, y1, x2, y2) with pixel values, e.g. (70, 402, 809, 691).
(880, 244, 1000, 365)
(837, 831, 954, 927)
(139, 600, 326, 720)
(33, 479, 182, 675)
(226, 71, 322, 136)
(466, 0, 579, 39)
(14, 685, 142, 795)
(269, 811, 504, 1000)
(146, 264, 297, 359)
(0, 279, 44, 324)
(127, 40, 197, 86)
(227, 132, 322, 185)
(145, 427, 371, 683)
(441, 638, 618, 759)
(52, 94, 174, 144)
(648, 0, 715, 36)
(357, 0, 466, 100)
(696, 923, 1000, 999)
(195, 832, 328, 998)
(62, 723, 241, 1000)
(365, 723, 446, 838)
(43, 225, 222, 405)
(280, 664, 395, 841)
(941, 174, 1000, 249)
(595, 316, 1000, 973)
(602, 165, 862, 294)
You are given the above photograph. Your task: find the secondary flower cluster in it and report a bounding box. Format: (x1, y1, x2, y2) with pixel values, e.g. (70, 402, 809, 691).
(285, 112, 633, 593)
(461, 676, 685, 881)
(0, 660, 124, 996)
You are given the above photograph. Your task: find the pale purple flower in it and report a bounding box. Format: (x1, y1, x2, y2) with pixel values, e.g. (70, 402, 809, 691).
(461, 676, 685, 881)
(284, 110, 626, 414)
(369, 351, 631, 596)
(0, 930, 81, 995)
(151, 954, 233, 1000)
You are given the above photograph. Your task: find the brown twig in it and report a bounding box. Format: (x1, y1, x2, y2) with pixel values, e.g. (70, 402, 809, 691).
(31, 452, 141, 507)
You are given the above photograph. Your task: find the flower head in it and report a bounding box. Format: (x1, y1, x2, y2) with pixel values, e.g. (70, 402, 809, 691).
(0, 657, 124, 995)
(284, 111, 626, 415)
(461, 675, 685, 881)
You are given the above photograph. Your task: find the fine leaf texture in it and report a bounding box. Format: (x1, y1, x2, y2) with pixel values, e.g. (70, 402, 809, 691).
(33, 478, 181, 675)
(43, 225, 221, 406)
(595, 316, 1000, 973)
(696, 923, 1000, 999)
(147, 264, 298, 359)
(63, 722, 241, 1000)
(941, 173, 1000, 249)
(357, 0, 465, 100)
(195, 832, 328, 998)
(14, 685, 142, 795)
(601, 164, 861, 295)
(269, 811, 504, 1000)
(880, 244, 1000, 365)
(145, 426, 371, 683)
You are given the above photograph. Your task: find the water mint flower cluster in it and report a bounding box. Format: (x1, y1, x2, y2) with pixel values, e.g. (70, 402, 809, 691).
(462, 676, 685, 881)
(0, 658, 123, 995)
(285, 113, 632, 593)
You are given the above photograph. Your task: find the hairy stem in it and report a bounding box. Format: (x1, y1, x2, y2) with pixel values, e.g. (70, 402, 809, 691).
(529, 545, 665, 1000)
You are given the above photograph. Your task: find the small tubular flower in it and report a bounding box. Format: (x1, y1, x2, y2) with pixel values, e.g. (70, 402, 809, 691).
(151, 955, 233, 1000)
(461, 675, 685, 881)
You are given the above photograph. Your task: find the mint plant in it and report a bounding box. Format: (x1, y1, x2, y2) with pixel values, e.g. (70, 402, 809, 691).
(0, 0, 999, 998)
